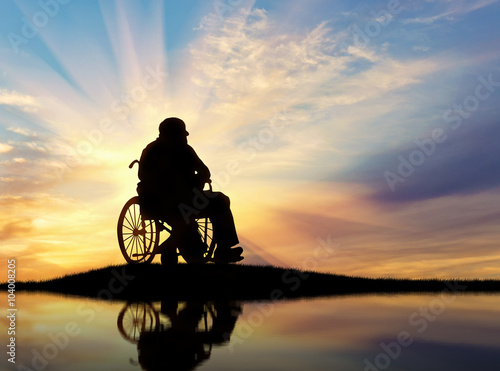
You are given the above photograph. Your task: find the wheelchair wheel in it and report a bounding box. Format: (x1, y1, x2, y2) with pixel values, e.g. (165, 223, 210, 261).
(117, 197, 160, 263)
(197, 217, 216, 262)
(178, 217, 215, 264)
(117, 302, 159, 343)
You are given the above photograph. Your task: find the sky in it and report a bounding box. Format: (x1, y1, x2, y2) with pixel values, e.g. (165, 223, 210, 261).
(1, 0, 500, 281)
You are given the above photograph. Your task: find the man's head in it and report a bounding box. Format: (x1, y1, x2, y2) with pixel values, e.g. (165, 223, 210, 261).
(159, 117, 189, 141)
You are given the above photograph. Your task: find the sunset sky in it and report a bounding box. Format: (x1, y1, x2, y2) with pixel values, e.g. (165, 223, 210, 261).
(1, 0, 500, 281)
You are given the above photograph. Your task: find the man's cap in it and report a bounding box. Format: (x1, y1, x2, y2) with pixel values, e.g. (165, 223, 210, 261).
(159, 117, 189, 137)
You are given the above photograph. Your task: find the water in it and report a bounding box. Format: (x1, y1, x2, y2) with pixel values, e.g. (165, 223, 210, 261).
(3, 292, 500, 371)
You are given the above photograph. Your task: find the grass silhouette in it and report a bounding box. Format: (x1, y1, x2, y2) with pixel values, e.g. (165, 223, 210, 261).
(2, 263, 499, 301)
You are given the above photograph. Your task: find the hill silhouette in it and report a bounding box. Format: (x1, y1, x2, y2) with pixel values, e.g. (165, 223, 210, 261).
(3, 263, 499, 301)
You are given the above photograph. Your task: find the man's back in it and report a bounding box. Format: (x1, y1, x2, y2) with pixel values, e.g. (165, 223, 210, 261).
(138, 136, 210, 216)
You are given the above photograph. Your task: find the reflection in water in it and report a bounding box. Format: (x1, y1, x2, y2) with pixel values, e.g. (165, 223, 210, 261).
(117, 299, 241, 371)
(4, 292, 500, 370)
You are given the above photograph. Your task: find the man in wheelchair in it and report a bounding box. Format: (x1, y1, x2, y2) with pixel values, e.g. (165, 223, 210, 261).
(137, 117, 244, 264)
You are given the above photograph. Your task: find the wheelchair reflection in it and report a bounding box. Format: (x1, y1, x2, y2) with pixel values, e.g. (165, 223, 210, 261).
(117, 299, 242, 370)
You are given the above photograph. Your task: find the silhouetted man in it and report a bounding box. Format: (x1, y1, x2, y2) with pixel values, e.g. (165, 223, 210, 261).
(137, 299, 242, 370)
(138, 117, 243, 263)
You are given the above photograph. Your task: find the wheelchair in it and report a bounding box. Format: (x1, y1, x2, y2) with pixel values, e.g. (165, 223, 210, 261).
(116, 300, 216, 368)
(117, 160, 216, 264)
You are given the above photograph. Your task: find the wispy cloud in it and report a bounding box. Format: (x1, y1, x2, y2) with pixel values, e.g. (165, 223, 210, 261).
(402, 0, 499, 24)
(0, 89, 41, 112)
(7, 126, 38, 137)
(183, 6, 447, 204)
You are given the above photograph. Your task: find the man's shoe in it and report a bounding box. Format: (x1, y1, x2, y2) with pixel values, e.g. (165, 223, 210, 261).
(227, 246, 244, 262)
(214, 246, 244, 263)
(231, 246, 243, 256)
(228, 255, 244, 263)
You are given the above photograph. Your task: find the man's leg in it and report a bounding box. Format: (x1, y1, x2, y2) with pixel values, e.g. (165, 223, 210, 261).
(198, 192, 242, 262)
(159, 234, 178, 265)
(168, 215, 205, 264)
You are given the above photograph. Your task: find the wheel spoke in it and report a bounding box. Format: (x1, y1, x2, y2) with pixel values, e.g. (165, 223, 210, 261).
(126, 209, 134, 229)
(133, 238, 140, 259)
(133, 305, 140, 338)
(139, 238, 146, 256)
(139, 238, 145, 253)
(133, 205, 137, 229)
(144, 222, 154, 250)
(195, 217, 214, 249)
(123, 220, 134, 232)
(132, 237, 138, 253)
(123, 235, 134, 243)
(139, 223, 145, 253)
(134, 237, 140, 260)
(125, 235, 135, 252)
(129, 207, 136, 230)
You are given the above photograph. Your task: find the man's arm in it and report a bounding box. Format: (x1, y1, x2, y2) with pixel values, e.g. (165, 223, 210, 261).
(188, 146, 211, 182)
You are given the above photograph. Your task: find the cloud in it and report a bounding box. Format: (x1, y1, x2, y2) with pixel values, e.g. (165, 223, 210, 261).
(188, 7, 443, 183)
(402, 0, 499, 24)
(191, 11, 345, 102)
(0, 220, 33, 242)
(0, 137, 60, 193)
(335, 116, 500, 204)
(7, 127, 38, 137)
(401, 12, 452, 25)
(0, 143, 13, 153)
(0, 89, 41, 112)
(191, 7, 441, 112)
(0, 176, 27, 182)
(232, 179, 500, 278)
(413, 45, 430, 52)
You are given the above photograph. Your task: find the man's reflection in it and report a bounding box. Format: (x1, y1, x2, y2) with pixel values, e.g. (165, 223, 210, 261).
(117, 298, 242, 371)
